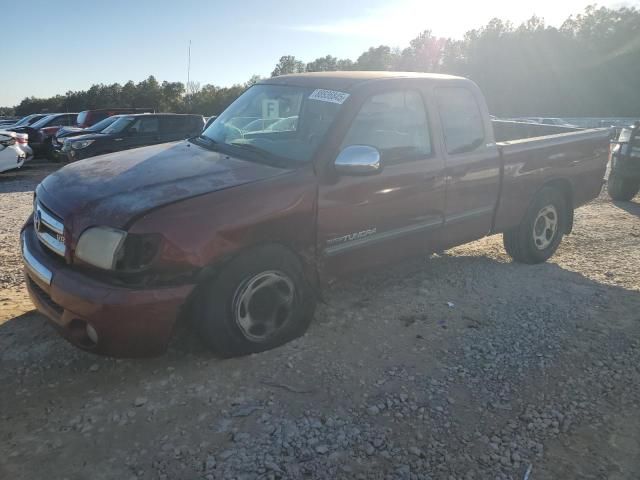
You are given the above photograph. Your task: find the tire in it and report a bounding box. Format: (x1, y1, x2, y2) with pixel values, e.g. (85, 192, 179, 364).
(607, 172, 640, 201)
(195, 245, 316, 357)
(503, 187, 567, 264)
(44, 140, 58, 163)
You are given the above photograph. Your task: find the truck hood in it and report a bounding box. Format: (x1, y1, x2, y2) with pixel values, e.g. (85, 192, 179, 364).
(37, 141, 291, 231)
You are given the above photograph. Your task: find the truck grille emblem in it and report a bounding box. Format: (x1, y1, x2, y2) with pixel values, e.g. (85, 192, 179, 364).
(34, 210, 42, 232)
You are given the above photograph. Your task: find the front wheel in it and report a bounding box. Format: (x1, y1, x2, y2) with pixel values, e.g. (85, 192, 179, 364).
(194, 245, 316, 357)
(503, 187, 567, 264)
(607, 172, 640, 201)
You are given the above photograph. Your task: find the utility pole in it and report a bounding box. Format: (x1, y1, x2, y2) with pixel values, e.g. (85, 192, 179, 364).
(187, 40, 192, 112)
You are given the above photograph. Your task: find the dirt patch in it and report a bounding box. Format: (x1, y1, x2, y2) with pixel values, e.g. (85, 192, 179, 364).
(1, 163, 639, 479)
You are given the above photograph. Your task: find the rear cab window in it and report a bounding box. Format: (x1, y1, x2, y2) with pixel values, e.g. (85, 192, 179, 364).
(341, 90, 432, 163)
(435, 87, 485, 154)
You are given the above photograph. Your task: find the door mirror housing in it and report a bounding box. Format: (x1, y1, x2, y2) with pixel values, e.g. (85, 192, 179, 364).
(334, 145, 381, 176)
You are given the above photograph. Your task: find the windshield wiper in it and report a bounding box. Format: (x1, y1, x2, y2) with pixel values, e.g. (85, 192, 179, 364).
(229, 141, 290, 167)
(229, 141, 269, 155)
(190, 134, 220, 150)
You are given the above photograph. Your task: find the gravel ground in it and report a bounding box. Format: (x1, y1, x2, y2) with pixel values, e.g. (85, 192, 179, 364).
(1, 162, 639, 480)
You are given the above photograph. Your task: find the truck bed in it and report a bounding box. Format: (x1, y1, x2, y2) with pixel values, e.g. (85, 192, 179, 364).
(492, 125, 611, 233)
(492, 119, 581, 142)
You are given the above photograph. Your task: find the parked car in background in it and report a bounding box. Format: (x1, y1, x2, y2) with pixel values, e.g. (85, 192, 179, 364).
(0, 131, 30, 173)
(21, 72, 610, 357)
(60, 113, 204, 162)
(203, 115, 217, 130)
(608, 121, 640, 200)
(10, 113, 77, 155)
(76, 108, 154, 129)
(48, 115, 124, 161)
(0, 116, 20, 127)
(1, 113, 49, 130)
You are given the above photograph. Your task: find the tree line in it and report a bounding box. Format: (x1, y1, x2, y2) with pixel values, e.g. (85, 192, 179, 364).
(4, 5, 639, 118)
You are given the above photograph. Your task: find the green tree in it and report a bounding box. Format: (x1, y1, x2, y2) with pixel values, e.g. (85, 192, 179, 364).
(399, 30, 447, 72)
(306, 55, 338, 72)
(5, 5, 640, 118)
(271, 55, 305, 77)
(355, 45, 400, 71)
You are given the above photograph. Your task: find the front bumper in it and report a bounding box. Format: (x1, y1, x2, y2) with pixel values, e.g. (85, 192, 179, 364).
(21, 225, 195, 357)
(55, 146, 88, 162)
(50, 145, 68, 162)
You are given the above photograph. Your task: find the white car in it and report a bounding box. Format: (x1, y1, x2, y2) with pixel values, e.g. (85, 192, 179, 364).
(0, 130, 31, 173)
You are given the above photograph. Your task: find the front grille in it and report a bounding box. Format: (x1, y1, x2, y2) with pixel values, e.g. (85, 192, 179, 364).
(27, 276, 63, 316)
(34, 200, 66, 257)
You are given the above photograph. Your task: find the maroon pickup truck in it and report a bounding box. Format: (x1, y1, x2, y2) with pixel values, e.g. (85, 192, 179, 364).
(21, 72, 609, 357)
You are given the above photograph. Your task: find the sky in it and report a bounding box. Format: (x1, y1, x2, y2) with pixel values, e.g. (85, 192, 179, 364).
(1, 0, 635, 107)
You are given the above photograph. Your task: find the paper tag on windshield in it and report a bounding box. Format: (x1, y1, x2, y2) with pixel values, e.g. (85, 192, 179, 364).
(308, 89, 350, 105)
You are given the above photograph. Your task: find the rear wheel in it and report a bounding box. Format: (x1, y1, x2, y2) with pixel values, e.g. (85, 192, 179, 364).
(607, 172, 640, 201)
(195, 245, 316, 357)
(503, 187, 567, 264)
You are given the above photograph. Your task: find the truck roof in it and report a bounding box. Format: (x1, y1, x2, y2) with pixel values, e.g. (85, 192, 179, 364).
(261, 71, 466, 91)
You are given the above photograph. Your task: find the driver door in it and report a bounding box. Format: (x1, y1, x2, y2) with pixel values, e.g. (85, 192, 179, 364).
(317, 88, 446, 280)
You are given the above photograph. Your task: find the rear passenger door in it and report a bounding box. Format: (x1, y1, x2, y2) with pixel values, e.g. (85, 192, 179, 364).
(434, 87, 501, 246)
(317, 88, 446, 279)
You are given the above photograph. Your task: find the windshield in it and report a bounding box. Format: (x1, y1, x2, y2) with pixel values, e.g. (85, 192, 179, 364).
(200, 84, 347, 163)
(88, 115, 120, 132)
(31, 115, 58, 128)
(102, 116, 135, 134)
(14, 114, 40, 127)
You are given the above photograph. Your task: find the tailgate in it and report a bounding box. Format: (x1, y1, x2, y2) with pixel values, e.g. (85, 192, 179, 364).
(493, 129, 610, 233)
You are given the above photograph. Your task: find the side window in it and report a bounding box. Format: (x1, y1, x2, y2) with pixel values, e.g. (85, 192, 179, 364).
(161, 116, 181, 133)
(45, 117, 64, 127)
(341, 90, 431, 162)
(190, 116, 204, 133)
(435, 87, 485, 154)
(131, 117, 159, 134)
(178, 116, 195, 133)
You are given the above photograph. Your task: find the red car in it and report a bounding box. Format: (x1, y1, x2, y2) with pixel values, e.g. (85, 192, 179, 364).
(22, 72, 609, 358)
(76, 108, 154, 128)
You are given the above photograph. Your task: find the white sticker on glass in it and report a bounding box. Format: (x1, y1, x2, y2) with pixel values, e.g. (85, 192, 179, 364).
(262, 99, 280, 119)
(308, 89, 350, 105)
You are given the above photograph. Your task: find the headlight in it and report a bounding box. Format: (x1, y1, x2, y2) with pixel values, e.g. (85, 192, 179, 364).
(75, 227, 161, 271)
(75, 227, 126, 270)
(71, 139, 95, 150)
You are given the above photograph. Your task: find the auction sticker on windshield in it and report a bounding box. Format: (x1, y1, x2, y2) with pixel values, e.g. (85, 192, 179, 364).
(308, 89, 350, 105)
(262, 99, 280, 119)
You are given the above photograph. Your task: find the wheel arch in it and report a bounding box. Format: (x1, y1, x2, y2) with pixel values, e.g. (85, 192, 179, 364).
(182, 241, 321, 323)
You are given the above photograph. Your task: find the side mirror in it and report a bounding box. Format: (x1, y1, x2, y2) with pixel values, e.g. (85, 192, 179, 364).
(334, 145, 381, 176)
